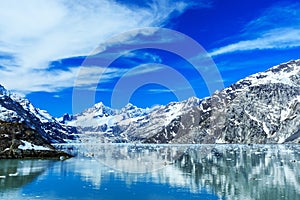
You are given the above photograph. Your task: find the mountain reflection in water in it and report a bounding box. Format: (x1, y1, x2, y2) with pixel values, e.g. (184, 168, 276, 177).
(1, 144, 300, 200)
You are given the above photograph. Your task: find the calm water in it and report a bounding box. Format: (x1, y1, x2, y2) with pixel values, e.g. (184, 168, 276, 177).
(1, 144, 300, 200)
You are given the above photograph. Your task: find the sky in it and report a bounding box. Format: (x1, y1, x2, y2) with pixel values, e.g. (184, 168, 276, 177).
(0, 0, 300, 117)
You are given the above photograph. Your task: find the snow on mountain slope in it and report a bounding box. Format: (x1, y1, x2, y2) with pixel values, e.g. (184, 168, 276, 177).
(0, 85, 54, 124)
(64, 59, 300, 144)
(65, 96, 201, 143)
(0, 85, 76, 143)
(65, 102, 116, 129)
(10, 94, 56, 123)
(151, 59, 300, 144)
(122, 97, 201, 142)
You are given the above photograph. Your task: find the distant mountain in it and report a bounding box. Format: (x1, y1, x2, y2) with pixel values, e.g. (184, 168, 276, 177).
(0, 85, 75, 158)
(61, 101, 155, 142)
(65, 59, 300, 144)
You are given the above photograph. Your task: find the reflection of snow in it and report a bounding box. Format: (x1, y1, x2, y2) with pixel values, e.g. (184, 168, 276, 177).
(60, 157, 201, 193)
(62, 144, 300, 199)
(2, 145, 300, 200)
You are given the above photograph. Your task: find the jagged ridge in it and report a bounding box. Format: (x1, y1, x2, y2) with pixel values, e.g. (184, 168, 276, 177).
(0, 85, 76, 158)
(65, 59, 300, 144)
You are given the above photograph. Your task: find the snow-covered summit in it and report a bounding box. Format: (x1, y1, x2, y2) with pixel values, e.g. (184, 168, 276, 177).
(227, 59, 300, 93)
(82, 101, 115, 117)
(66, 96, 202, 143)
(66, 59, 300, 144)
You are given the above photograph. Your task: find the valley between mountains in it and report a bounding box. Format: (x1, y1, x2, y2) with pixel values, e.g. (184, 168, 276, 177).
(0, 59, 300, 158)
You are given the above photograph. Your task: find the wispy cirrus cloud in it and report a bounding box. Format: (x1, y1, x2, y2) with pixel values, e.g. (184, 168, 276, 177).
(210, 3, 300, 56)
(147, 88, 174, 93)
(210, 28, 300, 56)
(0, 0, 195, 94)
(1, 63, 166, 94)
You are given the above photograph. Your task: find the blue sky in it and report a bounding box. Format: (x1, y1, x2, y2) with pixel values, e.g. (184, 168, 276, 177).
(0, 0, 300, 117)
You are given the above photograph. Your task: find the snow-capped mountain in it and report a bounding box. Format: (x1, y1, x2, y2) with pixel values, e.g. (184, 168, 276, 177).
(65, 59, 300, 144)
(0, 85, 76, 144)
(148, 59, 300, 144)
(62, 101, 155, 142)
(63, 96, 201, 143)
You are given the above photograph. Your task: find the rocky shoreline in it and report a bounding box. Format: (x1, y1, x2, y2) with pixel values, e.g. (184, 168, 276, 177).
(0, 149, 72, 159)
(0, 121, 72, 159)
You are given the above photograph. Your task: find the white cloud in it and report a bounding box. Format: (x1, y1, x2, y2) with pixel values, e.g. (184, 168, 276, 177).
(123, 64, 165, 77)
(74, 63, 166, 90)
(147, 88, 174, 93)
(0, 68, 77, 93)
(210, 3, 300, 57)
(0, 0, 193, 93)
(53, 94, 60, 98)
(242, 3, 300, 35)
(210, 28, 300, 56)
(123, 51, 163, 63)
(0, 63, 164, 94)
(74, 66, 127, 88)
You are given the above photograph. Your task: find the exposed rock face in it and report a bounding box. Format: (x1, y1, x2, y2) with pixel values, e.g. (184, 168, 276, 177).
(0, 121, 71, 159)
(64, 97, 201, 143)
(65, 59, 300, 144)
(0, 86, 75, 158)
(147, 60, 300, 144)
(0, 85, 76, 143)
(149, 85, 298, 144)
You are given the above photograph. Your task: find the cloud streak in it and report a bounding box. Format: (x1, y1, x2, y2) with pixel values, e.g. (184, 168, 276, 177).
(0, 0, 192, 93)
(210, 28, 300, 56)
(0, 63, 166, 94)
(210, 3, 300, 57)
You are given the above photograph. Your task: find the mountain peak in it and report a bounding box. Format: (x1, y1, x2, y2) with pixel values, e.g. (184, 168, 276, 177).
(122, 103, 137, 111)
(79, 101, 115, 118)
(184, 96, 201, 105)
(94, 101, 104, 109)
(67, 58, 300, 144)
(266, 59, 300, 74)
(0, 84, 8, 96)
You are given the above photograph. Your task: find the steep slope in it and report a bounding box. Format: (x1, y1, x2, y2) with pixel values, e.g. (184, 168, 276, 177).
(66, 59, 300, 144)
(0, 85, 76, 143)
(0, 121, 71, 159)
(62, 102, 154, 142)
(0, 85, 76, 158)
(65, 96, 201, 143)
(148, 59, 300, 144)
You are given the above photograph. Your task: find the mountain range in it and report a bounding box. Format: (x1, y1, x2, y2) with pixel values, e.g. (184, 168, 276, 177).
(0, 59, 299, 156)
(62, 59, 300, 144)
